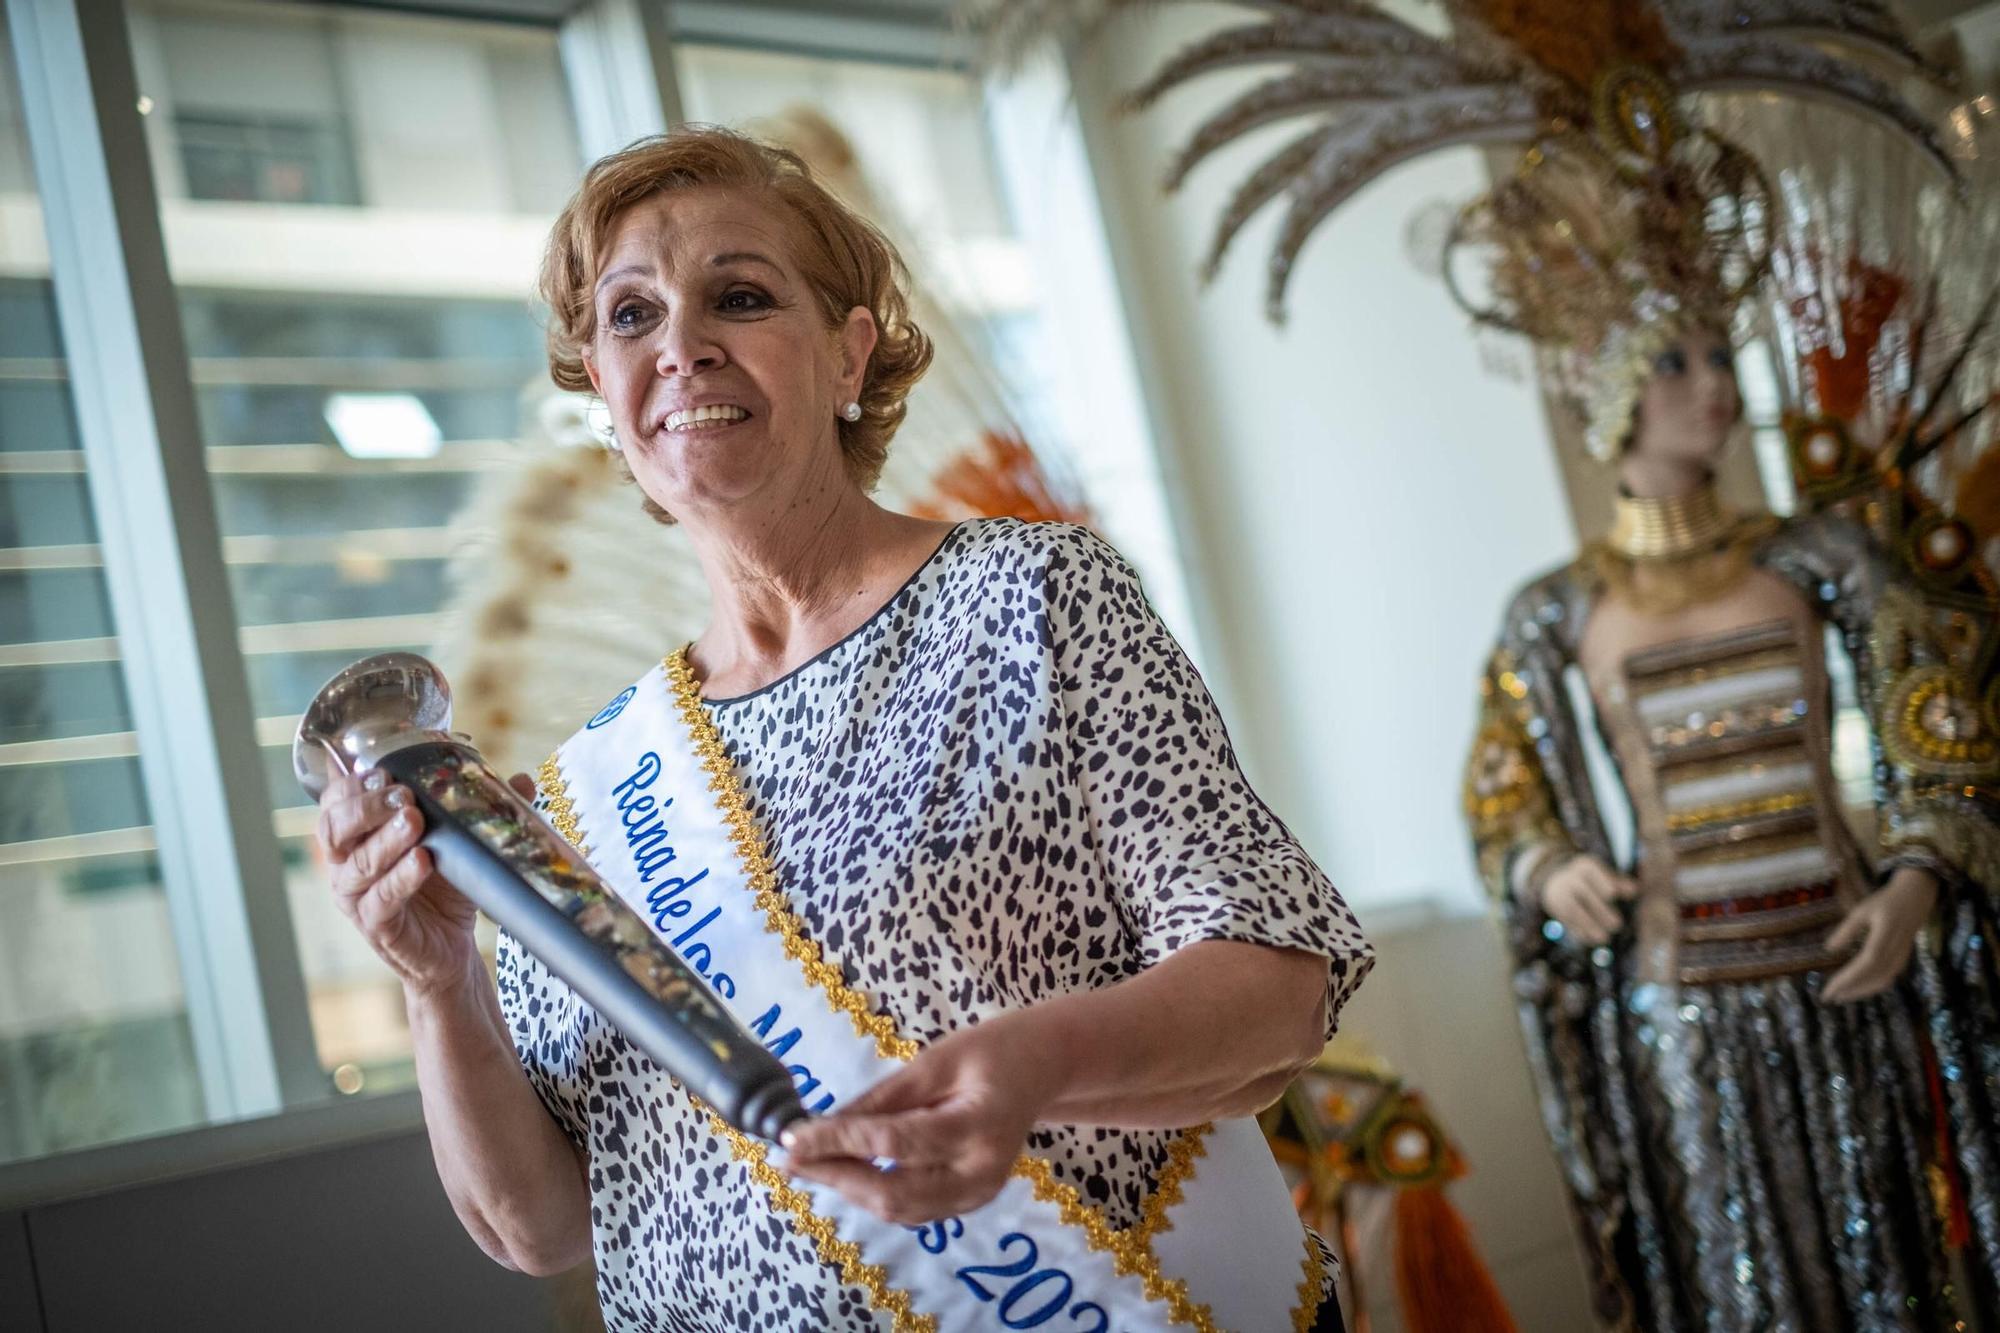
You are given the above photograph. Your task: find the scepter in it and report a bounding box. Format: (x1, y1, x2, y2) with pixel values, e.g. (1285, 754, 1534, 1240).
(294, 652, 807, 1143)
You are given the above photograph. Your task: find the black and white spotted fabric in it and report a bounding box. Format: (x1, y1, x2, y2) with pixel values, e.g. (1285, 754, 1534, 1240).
(496, 518, 1372, 1331)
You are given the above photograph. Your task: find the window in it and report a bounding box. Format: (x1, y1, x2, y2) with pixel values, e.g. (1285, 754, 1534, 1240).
(0, 15, 204, 1164)
(676, 44, 1061, 469)
(132, 0, 583, 1096)
(173, 110, 360, 206)
(0, 0, 1185, 1175)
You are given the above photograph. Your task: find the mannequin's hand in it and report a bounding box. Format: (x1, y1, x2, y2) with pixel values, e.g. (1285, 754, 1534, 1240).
(1822, 869, 1937, 1004)
(1539, 855, 1637, 947)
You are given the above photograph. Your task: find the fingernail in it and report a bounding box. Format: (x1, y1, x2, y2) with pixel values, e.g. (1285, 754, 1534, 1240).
(400, 808, 420, 829)
(386, 787, 409, 809)
(780, 1129, 798, 1149)
(362, 771, 386, 791)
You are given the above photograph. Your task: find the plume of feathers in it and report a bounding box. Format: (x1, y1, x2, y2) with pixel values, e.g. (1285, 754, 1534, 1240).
(1722, 91, 2000, 600)
(963, 0, 1956, 321)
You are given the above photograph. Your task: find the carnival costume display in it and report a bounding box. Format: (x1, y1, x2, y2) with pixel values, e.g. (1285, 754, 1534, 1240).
(969, 0, 2000, 1327)
(1453, 59, 2000, 1333)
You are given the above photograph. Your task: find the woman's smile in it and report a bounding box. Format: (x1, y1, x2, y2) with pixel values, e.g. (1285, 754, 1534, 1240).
(662, 403, 752, 434)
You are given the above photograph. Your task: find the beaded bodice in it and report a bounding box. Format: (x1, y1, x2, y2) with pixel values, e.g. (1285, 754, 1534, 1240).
(1593, 616, 1866, 985)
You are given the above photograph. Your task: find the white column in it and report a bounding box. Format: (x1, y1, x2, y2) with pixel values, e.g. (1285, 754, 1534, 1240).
(5, 0, 322, 1117)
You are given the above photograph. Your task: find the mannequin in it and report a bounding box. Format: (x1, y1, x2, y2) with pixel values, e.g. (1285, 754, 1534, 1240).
(1464, 319, 1998, 1328)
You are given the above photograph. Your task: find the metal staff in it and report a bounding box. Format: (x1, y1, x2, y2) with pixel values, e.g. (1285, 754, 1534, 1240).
(295, 652, 807, 1143)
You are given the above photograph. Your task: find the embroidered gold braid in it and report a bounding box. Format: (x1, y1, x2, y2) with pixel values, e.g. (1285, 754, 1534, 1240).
(536, 751, 590, 857)
(709, 1108, 936, 1333)
(1666, 790, 1814, 832)
(664, 650, 920, 1062)
(1293, 1236, 1328, 1333)
(1010, 1152, 1214, 1325)
(1127, 1125, 1206, 1249)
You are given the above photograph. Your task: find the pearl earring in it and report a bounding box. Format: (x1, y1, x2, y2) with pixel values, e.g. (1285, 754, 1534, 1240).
(840, 401, 862, 422)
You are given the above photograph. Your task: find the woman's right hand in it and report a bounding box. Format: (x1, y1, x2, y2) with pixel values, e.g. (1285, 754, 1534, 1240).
(317, 771, 478, 994)
(320, 769, 591, 1275)
(1539, 854, 1637, 947)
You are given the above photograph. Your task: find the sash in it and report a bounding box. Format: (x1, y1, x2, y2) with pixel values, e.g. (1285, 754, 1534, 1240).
(540, 653, 1323, 1332)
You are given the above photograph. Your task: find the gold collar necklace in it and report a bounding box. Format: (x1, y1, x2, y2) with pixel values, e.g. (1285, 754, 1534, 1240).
(1606, 482, 1735, 560)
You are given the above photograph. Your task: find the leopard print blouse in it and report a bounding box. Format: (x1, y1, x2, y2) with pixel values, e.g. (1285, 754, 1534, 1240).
(497, 518, 1372, 1331)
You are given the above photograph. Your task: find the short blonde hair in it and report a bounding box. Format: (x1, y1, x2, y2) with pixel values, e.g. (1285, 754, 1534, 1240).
(538, 125, 933, 492)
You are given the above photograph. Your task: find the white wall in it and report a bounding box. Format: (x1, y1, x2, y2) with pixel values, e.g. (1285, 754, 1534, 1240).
(983, 55, 1208, 661)
(1066, 10, 1577, 915)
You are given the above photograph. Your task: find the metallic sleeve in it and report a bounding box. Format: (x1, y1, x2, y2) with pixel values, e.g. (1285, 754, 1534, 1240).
(1772, 514, 2000, 901)
(1464, 646, 1577, 909)
(1864, 585, 2000, 898)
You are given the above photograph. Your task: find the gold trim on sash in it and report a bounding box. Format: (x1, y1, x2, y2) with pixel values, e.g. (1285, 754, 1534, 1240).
(1008, 1145, 1210, 1322)
(663, 651, 919, 1063)
(537, 752, 591, 857)
(1131, 1129, 1206, 1250)
(534, 653, 1326, 1331)
(710, 1111, 933, 1332)
(1292, 1241, 1327, 1333)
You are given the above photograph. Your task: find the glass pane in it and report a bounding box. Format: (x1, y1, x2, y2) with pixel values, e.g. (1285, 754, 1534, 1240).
(0, 16, 204, 1163)
(673, 45, 1061, 448)
(131, 0, 583, 1093)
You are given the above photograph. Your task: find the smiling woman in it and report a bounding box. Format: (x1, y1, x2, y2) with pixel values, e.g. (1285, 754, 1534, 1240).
(314, 124, 1371, 1332)
(538, 129, 932, 526)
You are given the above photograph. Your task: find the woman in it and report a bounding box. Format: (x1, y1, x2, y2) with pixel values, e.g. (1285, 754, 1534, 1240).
(316, 126, 1371, 1332)
(1460, 132, 2000, 1327)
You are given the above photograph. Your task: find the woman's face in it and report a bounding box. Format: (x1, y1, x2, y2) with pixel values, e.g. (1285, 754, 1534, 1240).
(1628, 328, 1740, 470)
(582, 187, 875, 521)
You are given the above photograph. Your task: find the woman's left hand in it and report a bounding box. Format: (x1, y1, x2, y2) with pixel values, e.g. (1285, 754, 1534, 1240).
(780, 1011, 1065, 1225)
(1822, 868, 1938, 1004)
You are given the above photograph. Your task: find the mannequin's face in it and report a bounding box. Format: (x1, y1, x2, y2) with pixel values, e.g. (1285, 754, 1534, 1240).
(1626, 329, 1740, 470)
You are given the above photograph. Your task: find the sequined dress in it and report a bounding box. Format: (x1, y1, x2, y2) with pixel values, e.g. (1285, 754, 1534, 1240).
(1465, 513, 2000, 1332)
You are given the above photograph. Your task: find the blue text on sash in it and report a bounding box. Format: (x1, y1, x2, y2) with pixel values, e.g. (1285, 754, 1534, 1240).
(616, 751, 734, 999)
(751, 1004, 838, 1115)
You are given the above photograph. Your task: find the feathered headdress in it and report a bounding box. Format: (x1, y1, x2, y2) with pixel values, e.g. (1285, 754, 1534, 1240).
(1447, 114, 1777, 458)
(969, 0, 1956, 458)
(1724, 91, 2000, 681)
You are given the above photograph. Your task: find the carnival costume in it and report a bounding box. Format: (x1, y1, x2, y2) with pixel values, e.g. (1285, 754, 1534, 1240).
(968, 1, 2000, 1327)
(1458, 60, 2000, 1333)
